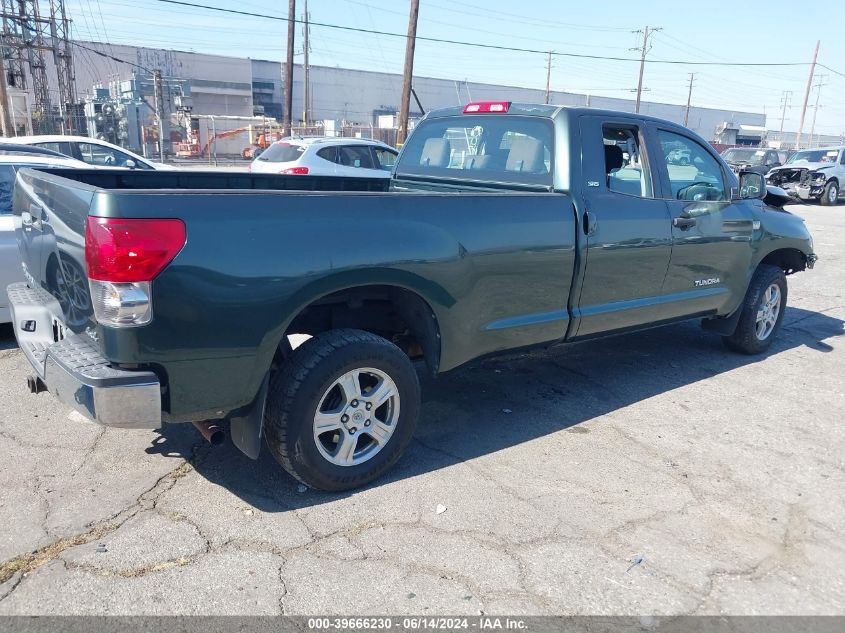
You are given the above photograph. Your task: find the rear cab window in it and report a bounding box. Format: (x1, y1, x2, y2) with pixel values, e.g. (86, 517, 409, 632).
(395, 115, 553, 187)
(257, 142, 307, 163)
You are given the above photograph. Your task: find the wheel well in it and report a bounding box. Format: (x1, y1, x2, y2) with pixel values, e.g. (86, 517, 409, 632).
(760, 248, 807, 275)
(285, 285, 441, 373)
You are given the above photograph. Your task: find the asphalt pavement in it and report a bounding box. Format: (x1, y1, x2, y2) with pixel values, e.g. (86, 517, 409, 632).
(0, 203, 842, 615)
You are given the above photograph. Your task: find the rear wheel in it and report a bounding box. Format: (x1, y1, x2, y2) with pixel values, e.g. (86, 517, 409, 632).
(264, 329, 420, 491)
(722, 265, 787, 355)
(821, 180, 839, 206)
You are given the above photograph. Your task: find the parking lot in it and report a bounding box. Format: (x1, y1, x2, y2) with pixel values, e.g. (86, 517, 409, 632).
(0, 202, 842, 616)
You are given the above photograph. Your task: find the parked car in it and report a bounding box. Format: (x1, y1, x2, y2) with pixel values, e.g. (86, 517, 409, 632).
(1, 135, 172, 170)
(766, 146, 845, 205)
(249, 137, 398, 177)
(7, 102, 815, 491)
(721, 147, 783, 177)
(0, 152, 88, 324)
(665, 148, 692, 165)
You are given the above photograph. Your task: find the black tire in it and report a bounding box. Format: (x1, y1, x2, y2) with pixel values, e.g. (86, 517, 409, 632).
(722, 264, 787, 355)
(820, 180, 839, 206)
(264, 329, 420, 491)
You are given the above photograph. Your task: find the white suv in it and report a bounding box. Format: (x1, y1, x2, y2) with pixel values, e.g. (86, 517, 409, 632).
(249, 137, 398, 178)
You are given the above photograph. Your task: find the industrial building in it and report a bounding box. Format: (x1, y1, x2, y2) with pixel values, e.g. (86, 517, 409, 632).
(15, 40, 774, 157)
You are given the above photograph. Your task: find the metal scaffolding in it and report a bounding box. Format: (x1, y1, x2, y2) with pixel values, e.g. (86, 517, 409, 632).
(0, 0, 77, 134)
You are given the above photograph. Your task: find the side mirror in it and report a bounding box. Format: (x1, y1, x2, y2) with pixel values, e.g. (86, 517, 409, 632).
(125, 159, 136, 169)
(734, 171, 765, 200)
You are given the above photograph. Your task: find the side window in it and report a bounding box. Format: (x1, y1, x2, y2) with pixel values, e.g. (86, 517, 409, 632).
(78, 142, 145, 168)
(338, 146, 375, 169)
(316, 147, 338, 163)
(373, 147, 397, 171)
(0, 166, 15, 215)
(767, 152, 779, 165)
(602, 124, 653, 198)
(657, 130, 727, 201)
(33, 142, 65, 155)
(840, 151, 845, 165)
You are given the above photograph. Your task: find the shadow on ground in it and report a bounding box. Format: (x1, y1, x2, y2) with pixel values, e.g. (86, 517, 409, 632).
(1, 308, 842, 512)
(141, 306, 844, 512)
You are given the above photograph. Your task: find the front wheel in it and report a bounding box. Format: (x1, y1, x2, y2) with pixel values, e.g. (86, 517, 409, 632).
(722, 265, 787, 355)
(821, 181, 839, 206)
(264, 329, 420, 491)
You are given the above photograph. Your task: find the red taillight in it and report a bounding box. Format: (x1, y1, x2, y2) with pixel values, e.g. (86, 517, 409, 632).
(281, 166, 309, 175)
(463, 101, 510, 114)
(85, 217, 186, 282)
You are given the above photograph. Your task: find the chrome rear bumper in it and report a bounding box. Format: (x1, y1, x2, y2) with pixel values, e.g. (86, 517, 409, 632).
(7, 282, 161, 429)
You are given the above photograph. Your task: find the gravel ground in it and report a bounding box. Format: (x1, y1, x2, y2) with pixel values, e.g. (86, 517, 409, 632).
(0, 203, 842, 615)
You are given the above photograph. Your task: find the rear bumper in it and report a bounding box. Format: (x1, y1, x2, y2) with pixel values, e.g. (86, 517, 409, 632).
(7, 282, 161, 429)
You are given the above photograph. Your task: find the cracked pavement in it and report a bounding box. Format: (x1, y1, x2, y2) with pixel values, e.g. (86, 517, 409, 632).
(0, 203, 842, 615)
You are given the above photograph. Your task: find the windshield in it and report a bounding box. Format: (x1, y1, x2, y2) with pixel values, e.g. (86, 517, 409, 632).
(395, 115, 554, 187)
(787, 149, 840, 164)
(722, 148, 765, 165)
(257, 142, 307, 163)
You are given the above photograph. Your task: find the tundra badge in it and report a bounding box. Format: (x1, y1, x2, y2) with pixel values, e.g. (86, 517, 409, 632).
(695, 277, 721, 287)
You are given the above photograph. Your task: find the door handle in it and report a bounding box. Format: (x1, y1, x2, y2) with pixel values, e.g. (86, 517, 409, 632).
(673, 216, 697, 230)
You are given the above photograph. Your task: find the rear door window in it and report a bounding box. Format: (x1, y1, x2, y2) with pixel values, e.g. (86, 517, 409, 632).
(395, 115, 553, 187)
(338, 146, 375, 169)
(34, 141, 73, 157)
(602, 124, 653, 198)
(257, 142, 307, 163)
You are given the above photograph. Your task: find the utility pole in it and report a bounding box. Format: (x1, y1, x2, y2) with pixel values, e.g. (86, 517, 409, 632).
(809, 73, 827, 148)
(153, 69, 165, 162)
(683, 72, 696, 127)
(544, 51, 552, 105)
(778, 90, 792, 142)
(396, 0, 420, 146)
(794, 39, 820, 151)
(632, 26, 660, 113)
(282, 0, 295, 136)
(0, 53, 13, 135)
(302, 0, 310, 126)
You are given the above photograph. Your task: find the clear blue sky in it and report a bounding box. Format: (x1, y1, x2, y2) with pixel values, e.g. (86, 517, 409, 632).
(66, 0, 845, 134)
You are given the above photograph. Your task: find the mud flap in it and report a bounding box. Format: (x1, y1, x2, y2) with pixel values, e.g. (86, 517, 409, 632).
(701, 306, 742, 336)
(229, 372, 270, 460)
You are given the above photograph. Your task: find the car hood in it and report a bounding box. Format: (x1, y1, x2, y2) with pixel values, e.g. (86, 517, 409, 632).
(772, 161, 833, 172)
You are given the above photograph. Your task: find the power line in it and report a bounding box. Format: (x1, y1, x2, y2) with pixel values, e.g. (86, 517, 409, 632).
(154, 0, 836, 70)
(71, 40, 153, 73)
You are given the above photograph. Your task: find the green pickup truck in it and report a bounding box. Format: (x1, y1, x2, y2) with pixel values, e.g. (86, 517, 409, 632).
(8, 102, 816, 490)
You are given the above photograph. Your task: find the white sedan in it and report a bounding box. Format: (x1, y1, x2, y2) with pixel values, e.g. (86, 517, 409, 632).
(3, 135, 173, 170)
